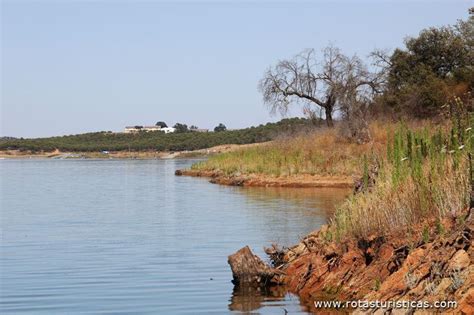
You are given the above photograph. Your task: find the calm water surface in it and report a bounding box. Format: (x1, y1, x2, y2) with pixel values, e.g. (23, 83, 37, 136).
(1, 159, 349, 314)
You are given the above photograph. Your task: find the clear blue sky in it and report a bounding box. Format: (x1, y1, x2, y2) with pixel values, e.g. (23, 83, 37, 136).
(1, 0, 471, 138)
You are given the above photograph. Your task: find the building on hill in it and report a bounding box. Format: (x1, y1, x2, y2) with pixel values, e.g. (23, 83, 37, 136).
(160, 127, 176, 134)
(124, 126, 142, 133)
(143, 126, 161, 132)
(124, 125, 169, 133)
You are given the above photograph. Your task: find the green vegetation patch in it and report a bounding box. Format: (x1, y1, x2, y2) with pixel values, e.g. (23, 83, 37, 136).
(0, 118, 312, 153)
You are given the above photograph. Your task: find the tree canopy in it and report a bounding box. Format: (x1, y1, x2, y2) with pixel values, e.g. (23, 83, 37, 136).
(214, 123, 227, 132)
(155, 121, 168, 128)
(173, 123, 189, 133)
(260, 8, 474, 125)
(378, 9, 474, 117)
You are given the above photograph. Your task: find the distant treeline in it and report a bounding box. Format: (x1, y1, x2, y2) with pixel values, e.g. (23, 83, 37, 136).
(0, 118, 315, 152)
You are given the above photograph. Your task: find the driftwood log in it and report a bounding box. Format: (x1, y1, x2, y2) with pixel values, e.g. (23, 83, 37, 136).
(228, 246, 283, 286)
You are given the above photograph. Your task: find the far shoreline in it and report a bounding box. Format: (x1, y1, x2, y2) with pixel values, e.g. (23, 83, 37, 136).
(0, 150, 206, 160)
(0, 142, 269, 160)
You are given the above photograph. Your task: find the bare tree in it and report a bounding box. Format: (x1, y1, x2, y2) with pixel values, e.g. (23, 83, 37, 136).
(259, 46, 382, 129)
(334, 53, 385, 142)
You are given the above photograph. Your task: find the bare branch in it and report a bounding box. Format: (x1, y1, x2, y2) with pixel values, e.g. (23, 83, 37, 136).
(259, 45, 384, 127)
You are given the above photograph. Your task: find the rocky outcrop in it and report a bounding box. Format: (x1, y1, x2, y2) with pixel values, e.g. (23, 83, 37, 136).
(232, 208, 473, 313)
(285, 210, 473, 313)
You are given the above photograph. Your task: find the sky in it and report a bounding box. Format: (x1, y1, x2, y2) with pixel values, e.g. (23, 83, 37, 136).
(1, 0, 471, 138)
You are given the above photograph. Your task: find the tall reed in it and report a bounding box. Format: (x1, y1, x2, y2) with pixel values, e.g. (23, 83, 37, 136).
(333, 108, 473, 239)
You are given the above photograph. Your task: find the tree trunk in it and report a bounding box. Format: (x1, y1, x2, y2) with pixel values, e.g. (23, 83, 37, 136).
(325, 107, 334, 127)
(228, 246, 283, 286)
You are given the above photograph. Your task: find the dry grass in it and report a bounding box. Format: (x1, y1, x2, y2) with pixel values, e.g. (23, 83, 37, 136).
(332, 118, 472, 239)
(191, 120, 431, 177)
(333, 158, 470, 239)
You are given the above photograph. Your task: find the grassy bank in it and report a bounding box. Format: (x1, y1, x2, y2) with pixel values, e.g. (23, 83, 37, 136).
(191, 121, 420, 177)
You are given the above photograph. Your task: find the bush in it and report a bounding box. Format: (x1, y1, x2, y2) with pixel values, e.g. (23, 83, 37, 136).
(380, 11, 473, 118)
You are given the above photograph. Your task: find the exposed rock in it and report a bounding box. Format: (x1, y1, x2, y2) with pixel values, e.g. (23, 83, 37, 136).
(230, 207, 474, 313)
(458, 288, 474, 315)
(448, 250, 470, 271)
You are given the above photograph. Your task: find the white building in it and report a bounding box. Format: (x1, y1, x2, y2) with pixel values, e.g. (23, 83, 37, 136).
(124, 126, 142, 133)
(143, 126, 162, 132)
(123, 125, 176, 134)
(160, 127, 176, 134)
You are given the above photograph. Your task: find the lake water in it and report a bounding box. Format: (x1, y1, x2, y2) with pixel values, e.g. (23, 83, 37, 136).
(1, 159, 349, 314)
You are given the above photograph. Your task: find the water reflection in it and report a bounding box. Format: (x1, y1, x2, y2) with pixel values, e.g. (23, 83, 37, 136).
(2, 159, 351, 314)
(238, 186, 351, 216)
(229, 285, 287, 312)
(227, 187, 351, 314)
(229, 284, 316, 314)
